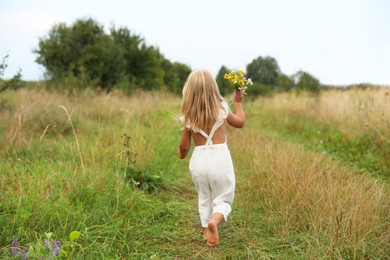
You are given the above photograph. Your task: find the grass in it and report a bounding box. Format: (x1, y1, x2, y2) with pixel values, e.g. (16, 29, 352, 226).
(0, 87, 389, 259)
(247, 89, 390, 180)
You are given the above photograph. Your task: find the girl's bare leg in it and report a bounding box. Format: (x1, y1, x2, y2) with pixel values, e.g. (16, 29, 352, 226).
(202, 227, 210, 239)
(207, 213, 224, 247)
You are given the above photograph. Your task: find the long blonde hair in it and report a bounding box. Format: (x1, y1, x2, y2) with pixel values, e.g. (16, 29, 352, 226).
(180, 70, 224, 131)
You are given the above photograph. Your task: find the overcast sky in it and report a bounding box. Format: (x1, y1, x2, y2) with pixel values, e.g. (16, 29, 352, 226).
(0, 0, 389, 85)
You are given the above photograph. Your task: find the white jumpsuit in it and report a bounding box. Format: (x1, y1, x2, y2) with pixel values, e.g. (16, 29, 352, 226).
(188, 102, 236, 228)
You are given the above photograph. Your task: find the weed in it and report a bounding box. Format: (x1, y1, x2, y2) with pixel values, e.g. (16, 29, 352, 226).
(120, 133, 165, 193)
(124, 166, 164, 193)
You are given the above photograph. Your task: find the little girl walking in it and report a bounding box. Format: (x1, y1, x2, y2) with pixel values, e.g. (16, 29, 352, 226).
(177, 70, 245, 247)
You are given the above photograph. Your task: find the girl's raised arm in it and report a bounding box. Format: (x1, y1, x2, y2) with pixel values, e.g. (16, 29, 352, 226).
(227, 95, 245, 128)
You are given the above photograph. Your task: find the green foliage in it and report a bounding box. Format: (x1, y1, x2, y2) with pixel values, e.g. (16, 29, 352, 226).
(33, 18, 326, 96)
(161, 60, 191, 94)
(246, 56, 281, 86)
(110, 26, 142, 87)
(0, 69, 22, 92)
(34, 19, 190, 92)
(243, 56, 295, 96)
(215, 65, 231, 96)
(34, 19, 126, 90)
(247, 82, 273, 96)
(0, 55, 8, 77)
(0, 54, 23, 92)
(275, 73, 294, 92)
(69, 231, 81, 242)
(135, 44, 165, 90)
(125, 166, 165, 193)
(293, 70, 321, 94)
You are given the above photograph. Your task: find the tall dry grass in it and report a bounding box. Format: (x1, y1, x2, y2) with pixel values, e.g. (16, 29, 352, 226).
(257, 88, 390, 140)
(0, 88, 179, 157)
(230, 125, 390, 258)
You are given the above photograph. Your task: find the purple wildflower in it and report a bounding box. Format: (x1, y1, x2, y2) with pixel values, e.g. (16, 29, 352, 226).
(52, 240, 62, 256)
(235, 91, 243, 99)
(21, 250, 27, 260)
(45, 239, 62, 256)
(52, 247, 60, 255)
(45, 239, 52, 250)
(11, 238, 27, 259)
(242, 77, 246, 80)
(11, 238, 19, 254)
(11, 238, 18, 246)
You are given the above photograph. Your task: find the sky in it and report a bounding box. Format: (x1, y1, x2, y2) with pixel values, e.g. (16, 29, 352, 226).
(0, 0, 389, 86)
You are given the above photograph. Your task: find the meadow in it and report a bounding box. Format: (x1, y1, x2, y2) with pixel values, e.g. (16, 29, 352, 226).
(0, 87, 389, 259)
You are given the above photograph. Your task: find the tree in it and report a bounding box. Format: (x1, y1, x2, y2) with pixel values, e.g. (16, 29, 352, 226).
(215, 66, 231, 96)
(161, 59, 192, 94)
(112, 26, 191, 92)
(34, 18, 190, 92)
(111, 27, 154, 89)
(246, 56, 281, 86)
(173, 63, 191, 86)
(34, 18, 127, 89)
(276, 74, 294, 92)
(293, 70, 321, 94)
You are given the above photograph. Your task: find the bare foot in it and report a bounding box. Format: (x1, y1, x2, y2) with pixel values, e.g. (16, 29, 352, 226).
(202, 227, 210, 240)
(207, 220, 219, 247)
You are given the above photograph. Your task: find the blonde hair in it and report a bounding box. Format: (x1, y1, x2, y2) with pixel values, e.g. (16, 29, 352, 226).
(180, 70, 224, 131)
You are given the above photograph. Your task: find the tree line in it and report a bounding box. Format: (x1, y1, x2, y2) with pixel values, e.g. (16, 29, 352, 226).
(217, 57, 321, 96)
(33, 18, 191, 94)
(2, 18, 322, 95)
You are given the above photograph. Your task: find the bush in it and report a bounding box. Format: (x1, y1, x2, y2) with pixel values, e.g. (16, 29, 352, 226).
(248, 82, 273, 96)
(0, 55, 23, 92)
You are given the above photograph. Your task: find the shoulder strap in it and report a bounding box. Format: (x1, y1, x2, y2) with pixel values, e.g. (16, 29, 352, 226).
(205, 121, 220, 145)
(198, 129, 209, 139)
(199, 108, 227, 145)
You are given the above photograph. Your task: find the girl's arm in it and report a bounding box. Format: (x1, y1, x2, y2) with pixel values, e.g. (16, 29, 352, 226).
(178, 129, 191, 159)
(227, 95, 245, 128)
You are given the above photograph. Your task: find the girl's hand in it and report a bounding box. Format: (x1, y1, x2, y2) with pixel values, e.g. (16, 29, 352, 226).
(234, 91, 243, 103)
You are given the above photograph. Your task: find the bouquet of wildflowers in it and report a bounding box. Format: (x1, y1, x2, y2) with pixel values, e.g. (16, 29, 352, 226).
(224, 69, 253, 98)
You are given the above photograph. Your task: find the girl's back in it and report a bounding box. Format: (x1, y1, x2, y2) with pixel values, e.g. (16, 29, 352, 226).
(179, 70, 244, 152)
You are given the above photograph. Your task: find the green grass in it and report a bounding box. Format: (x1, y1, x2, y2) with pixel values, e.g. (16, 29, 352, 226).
(1, 88, 389, 259)
(246, 102, 390, 181)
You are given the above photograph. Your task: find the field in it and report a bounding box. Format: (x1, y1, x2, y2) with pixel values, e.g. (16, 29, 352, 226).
(0, 87, 389, 259)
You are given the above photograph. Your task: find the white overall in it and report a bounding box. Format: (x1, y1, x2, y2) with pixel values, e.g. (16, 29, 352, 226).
(189, 105, 235, 228)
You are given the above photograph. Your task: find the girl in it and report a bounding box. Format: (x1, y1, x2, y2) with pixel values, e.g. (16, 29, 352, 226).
(177, 70, 245, 247)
